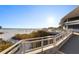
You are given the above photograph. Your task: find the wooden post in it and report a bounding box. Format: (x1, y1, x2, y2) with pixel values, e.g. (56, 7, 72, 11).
(21, 41, 25, 54)
(48, 39, 50, 45)
(41, 39, 44, 53)
(53, 37, 56, 45)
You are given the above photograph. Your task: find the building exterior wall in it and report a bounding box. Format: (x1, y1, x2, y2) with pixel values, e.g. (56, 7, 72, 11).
(61, 17, 79, 32)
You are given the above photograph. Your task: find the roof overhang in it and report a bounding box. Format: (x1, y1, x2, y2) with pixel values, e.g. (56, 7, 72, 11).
(59, 6, 79, 25)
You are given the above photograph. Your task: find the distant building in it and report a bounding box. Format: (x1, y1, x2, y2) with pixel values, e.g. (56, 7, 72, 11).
(42, 28, 48, 32)
(60, 7, 79, 32)
(42, 27, 54, 32)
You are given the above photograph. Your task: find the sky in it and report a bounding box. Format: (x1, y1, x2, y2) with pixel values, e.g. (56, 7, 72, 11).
(0, 5, 77, 28)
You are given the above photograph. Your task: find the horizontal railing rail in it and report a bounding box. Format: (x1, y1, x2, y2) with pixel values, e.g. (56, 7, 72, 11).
(0, 35, 55, 54)
(0, 40, 23, 54)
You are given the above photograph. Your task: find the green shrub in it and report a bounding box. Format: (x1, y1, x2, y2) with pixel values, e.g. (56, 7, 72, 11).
(30, 30, 50, 37)
(13, 30, 51, 40)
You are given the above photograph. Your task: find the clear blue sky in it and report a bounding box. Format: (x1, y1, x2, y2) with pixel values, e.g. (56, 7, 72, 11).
(0, 5, 77, 28)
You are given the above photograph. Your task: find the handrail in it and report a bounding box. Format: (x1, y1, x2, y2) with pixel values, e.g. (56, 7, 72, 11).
(65, 20, 79, 23)
(0, 30, 72, 54)
(0, 35, 55, 54)
(26, 31, 72, 54)
(0, 40, 23, 54)
(22, 35, 55, 41)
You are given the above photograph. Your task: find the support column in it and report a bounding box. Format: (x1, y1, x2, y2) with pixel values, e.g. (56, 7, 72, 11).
(65, 24, 68, 30)
(66, 25, 68, 29)
(66, 19, 68, 30)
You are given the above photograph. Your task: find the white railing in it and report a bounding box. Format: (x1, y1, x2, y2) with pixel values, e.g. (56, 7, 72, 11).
(0, 35, 55, 54)
(65, 20, 79, 25)
(0, 40, 23, 54)
(0, 30, 72, 54)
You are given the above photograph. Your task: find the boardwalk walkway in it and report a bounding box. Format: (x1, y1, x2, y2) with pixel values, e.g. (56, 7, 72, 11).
(60, 34, 79, 54)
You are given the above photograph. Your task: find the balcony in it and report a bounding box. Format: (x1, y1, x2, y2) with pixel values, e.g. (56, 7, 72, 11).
(65, 20, 79, 25)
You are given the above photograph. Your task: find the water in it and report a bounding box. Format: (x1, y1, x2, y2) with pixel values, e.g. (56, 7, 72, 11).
(0, 28, 38, 41)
